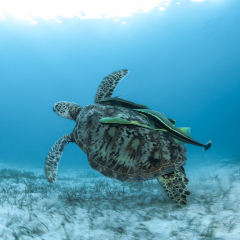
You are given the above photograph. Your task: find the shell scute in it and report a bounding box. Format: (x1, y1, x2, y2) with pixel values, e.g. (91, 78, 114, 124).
(73, 104, 187, 182)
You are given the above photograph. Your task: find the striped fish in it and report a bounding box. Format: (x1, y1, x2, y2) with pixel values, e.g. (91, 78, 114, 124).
(99, 116, 167, 132)
(133, 109, 212, 151)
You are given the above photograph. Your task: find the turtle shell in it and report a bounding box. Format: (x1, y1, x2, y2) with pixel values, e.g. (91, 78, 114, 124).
(72, 104, 187, 182)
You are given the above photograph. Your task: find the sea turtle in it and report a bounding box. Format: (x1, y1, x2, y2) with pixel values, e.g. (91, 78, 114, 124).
(45, 69, 210, 205)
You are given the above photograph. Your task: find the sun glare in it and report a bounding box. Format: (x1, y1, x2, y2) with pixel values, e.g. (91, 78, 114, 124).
(0, 0, 172, 23)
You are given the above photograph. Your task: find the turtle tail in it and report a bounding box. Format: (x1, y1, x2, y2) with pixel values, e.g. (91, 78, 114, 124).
(203, 140, 212, 151)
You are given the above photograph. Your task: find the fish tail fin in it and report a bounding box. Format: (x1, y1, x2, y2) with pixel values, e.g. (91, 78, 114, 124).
(203, 140, 212, 151)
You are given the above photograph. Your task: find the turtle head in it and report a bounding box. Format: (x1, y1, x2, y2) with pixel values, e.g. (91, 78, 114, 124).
(53, 101, 82, 121)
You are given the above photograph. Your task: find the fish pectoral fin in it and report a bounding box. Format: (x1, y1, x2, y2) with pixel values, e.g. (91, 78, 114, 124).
(173, 138, 186, 145)
(176, 127, 192, 138)
(114, 100, 122, 107)
(147, 117, 155, 128)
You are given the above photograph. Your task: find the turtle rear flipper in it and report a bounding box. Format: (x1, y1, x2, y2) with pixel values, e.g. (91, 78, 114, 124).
(45, 134, 73, 183)
(94, 69, 129, 103)
(157, 166, 190, 205)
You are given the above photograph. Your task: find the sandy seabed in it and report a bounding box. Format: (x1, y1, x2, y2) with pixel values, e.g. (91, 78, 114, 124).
(0, 157, 239, 240)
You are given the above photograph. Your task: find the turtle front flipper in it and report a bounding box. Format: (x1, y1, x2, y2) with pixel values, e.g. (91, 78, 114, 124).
(94, 69, 129, 103)
(45, 134, 73, 183)
(157, 166, 190, 205)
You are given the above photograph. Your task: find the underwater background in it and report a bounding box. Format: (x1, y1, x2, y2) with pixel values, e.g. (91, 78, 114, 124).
(1, 0, 240, 171)
(0, 0, 240, 239)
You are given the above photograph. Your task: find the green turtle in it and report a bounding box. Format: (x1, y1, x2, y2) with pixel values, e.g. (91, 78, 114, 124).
(45, 69, 193, 205)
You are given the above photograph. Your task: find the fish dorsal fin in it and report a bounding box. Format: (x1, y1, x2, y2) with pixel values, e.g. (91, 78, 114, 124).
(168, 118, 176, 127)
(176, 127, 192, 138)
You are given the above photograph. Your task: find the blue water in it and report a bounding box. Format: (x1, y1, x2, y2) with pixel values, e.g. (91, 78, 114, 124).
(0, 0, 239, 171)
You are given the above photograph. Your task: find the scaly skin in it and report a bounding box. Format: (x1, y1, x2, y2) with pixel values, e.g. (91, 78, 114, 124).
(45, 134, 72, 183)
(157, 166, 190, 205)
(94, 70, 129, 103)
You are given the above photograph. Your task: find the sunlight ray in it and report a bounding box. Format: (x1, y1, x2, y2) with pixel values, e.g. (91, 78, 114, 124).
(0, 0, 171, 22)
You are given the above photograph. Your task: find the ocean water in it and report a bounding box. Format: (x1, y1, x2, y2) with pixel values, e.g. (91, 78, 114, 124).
(0, 0, 240, 239)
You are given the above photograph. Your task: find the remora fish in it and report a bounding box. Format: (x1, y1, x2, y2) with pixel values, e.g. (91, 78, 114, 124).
(133, 109, 212, 151)
(99, 116, 167, 132)
(98, 96, 150, 109)
(97, 97, 176, 126)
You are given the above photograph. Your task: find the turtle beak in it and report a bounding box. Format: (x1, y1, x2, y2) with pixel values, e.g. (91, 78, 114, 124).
(53, 104, 57, 113)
